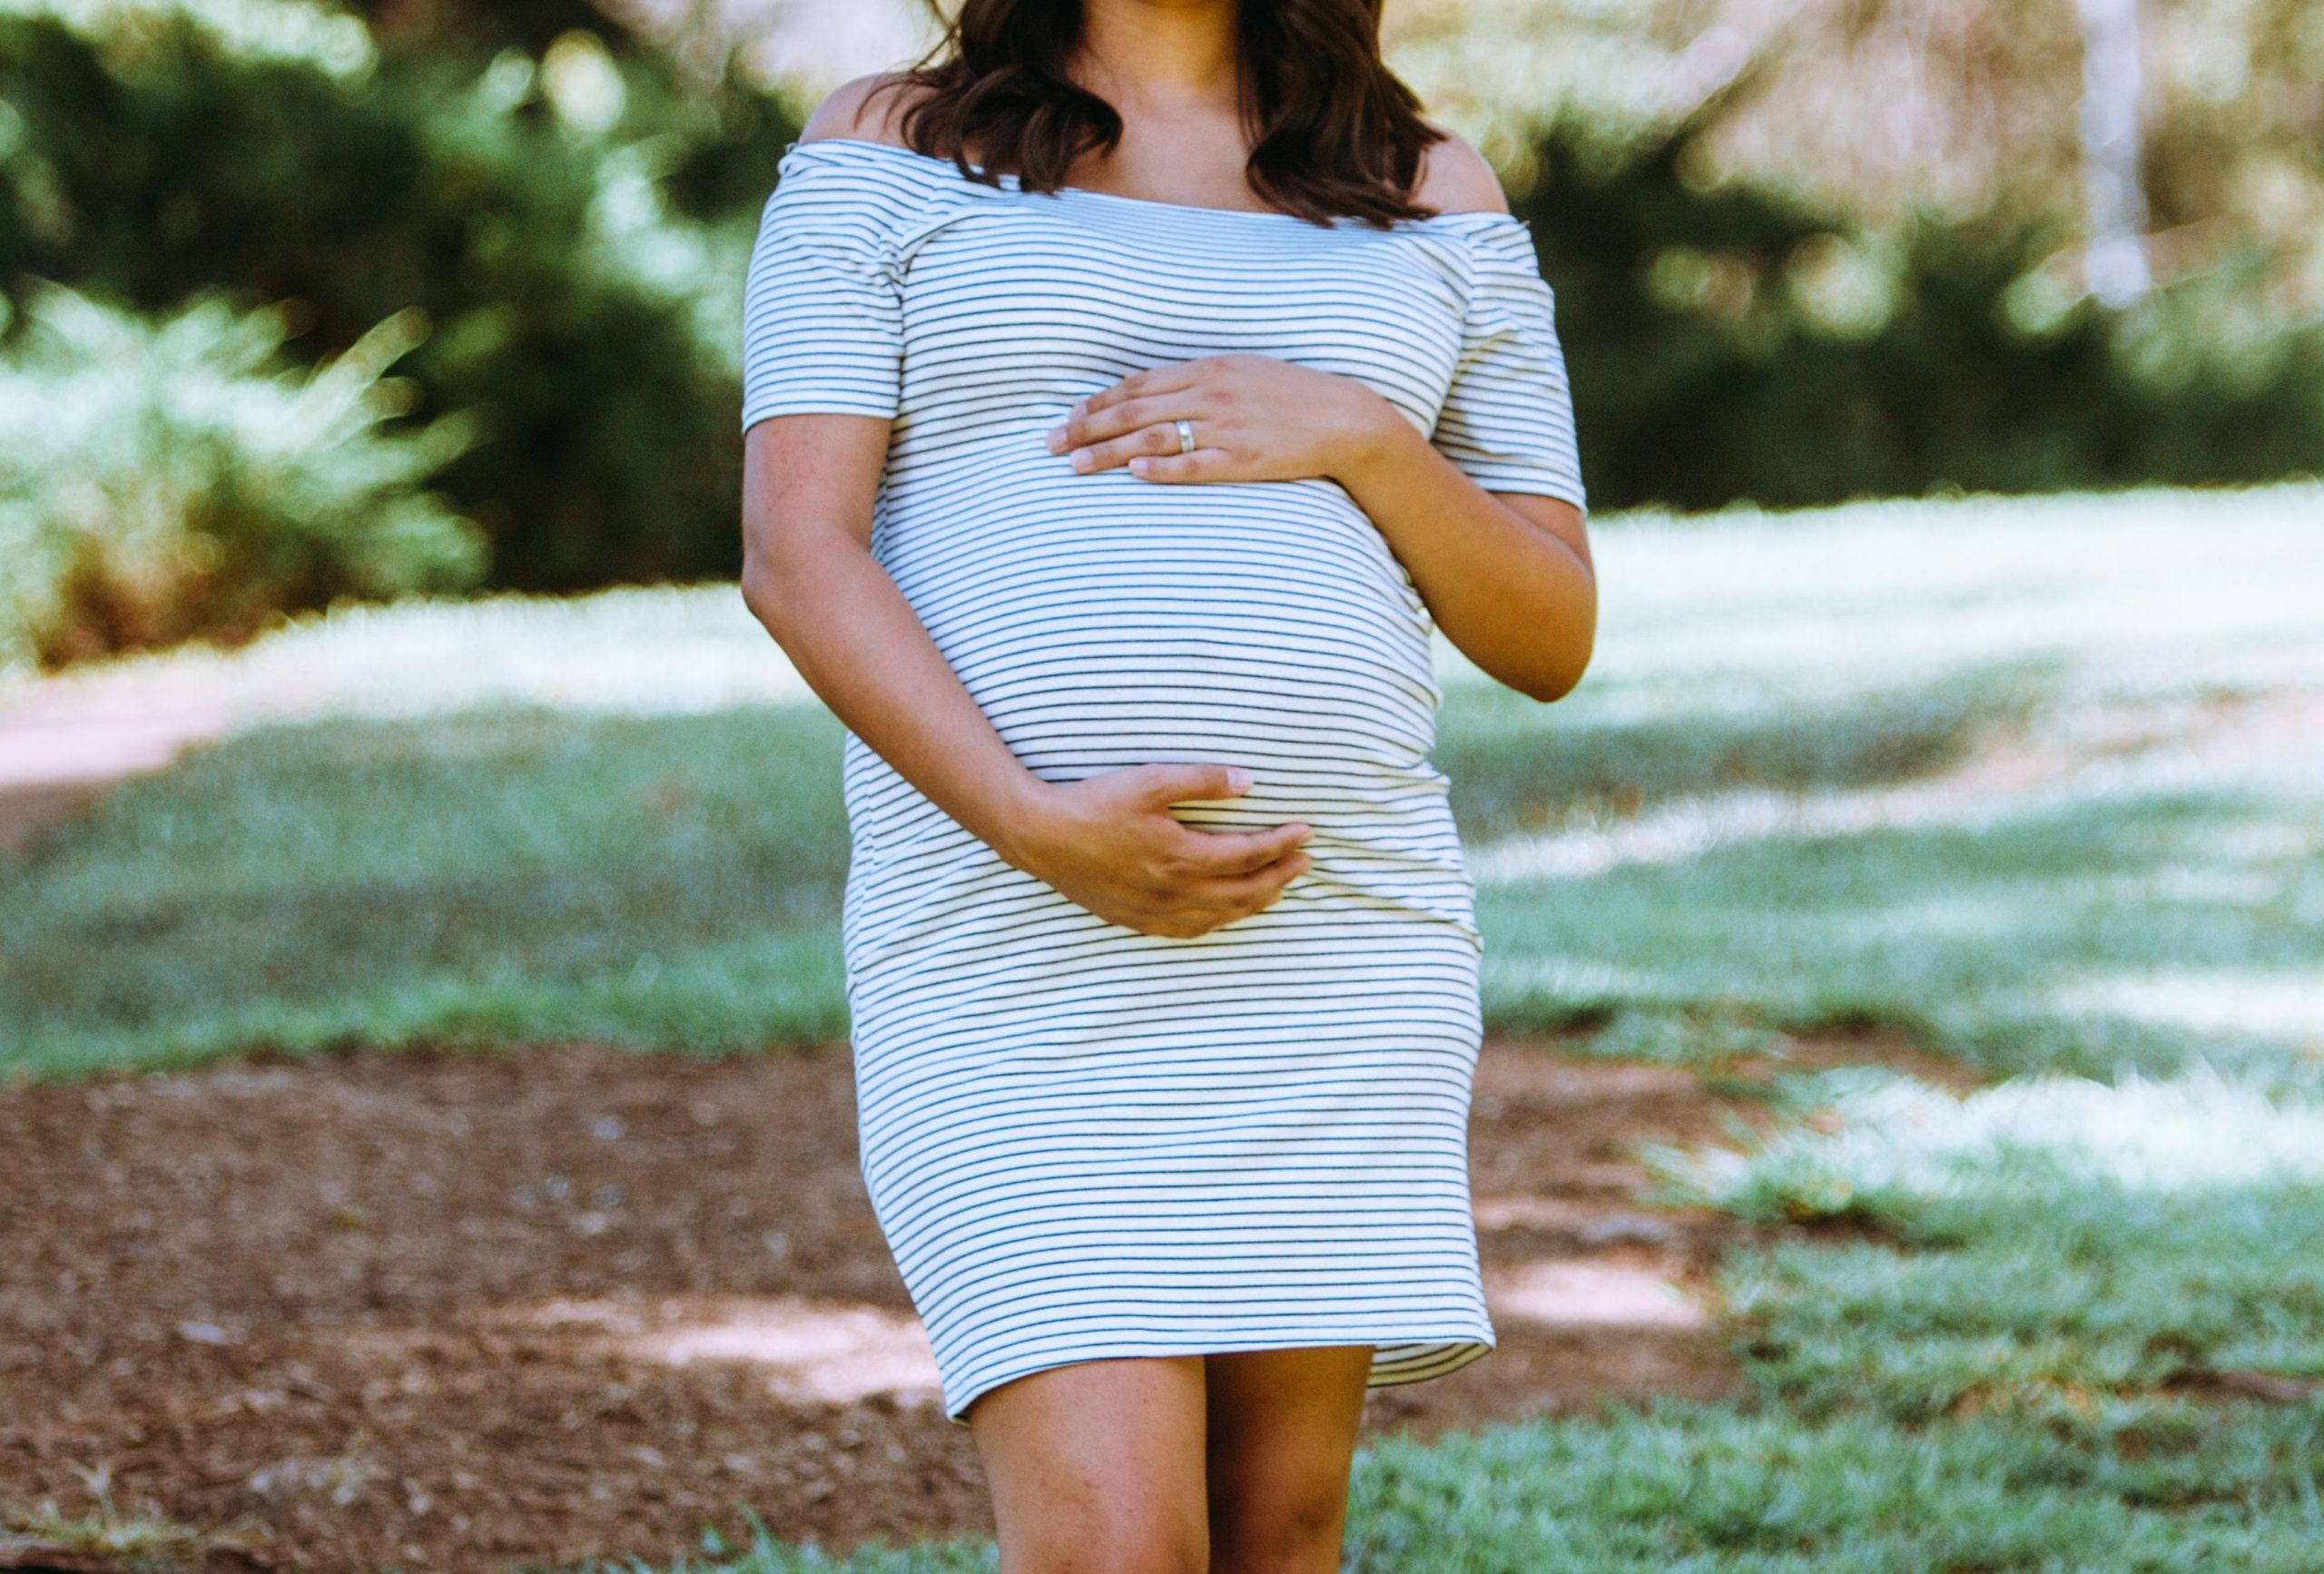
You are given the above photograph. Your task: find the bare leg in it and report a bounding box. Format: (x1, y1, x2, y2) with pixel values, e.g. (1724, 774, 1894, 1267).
(965, 1355, 1211, 1574)
(1204, 1345, 1374, 1574)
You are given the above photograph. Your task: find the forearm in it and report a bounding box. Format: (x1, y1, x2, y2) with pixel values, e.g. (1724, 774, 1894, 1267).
(742, 535, 1049, 862)
(1335, 414, 1596, 702)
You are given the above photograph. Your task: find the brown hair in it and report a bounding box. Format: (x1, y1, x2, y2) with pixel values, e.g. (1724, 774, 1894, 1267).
(872, 0, 1448, 229)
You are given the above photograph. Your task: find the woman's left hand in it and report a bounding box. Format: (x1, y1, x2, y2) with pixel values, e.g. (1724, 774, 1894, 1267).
(1045, 354, 1402, 485)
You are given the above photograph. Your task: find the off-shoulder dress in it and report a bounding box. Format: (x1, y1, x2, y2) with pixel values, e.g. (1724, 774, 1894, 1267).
(739, 135, 1587, 1427)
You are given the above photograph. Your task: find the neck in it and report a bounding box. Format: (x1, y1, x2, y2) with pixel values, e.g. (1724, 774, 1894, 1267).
(1069, 0, 1244, 120)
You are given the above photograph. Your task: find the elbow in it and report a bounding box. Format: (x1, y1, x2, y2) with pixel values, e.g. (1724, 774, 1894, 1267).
(1468, 616, 1595, 703)
(1514, 654, 1590, 704)
(739, 554, 785, 632)
(741, 518, 866, 655)
(739, 543, 808, 645)
(1513, 606, 1598, 703)
(738, 504, 820, 635)
(1479, 643, 1590, 703)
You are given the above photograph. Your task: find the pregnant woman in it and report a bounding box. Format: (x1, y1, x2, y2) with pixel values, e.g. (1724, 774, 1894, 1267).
(738, 1, 1594, 1568)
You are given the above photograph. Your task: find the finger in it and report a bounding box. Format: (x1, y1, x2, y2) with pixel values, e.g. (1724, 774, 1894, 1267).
(1131, 877, 1301, 940)
(1127, 448, 1234, 482)
(1131, 761, 1254, 806)
(1051, 369, 1201, 452)
(1080, 364, 1199, 419)
(1064, 393, 1192, 449)
(1172, 818, 1313, 877)
(1175, 851, 1315, 917)
(1070, 423, 1190, 474)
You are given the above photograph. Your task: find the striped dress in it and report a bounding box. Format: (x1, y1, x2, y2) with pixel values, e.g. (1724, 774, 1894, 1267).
(740, 135, 1586, 1427)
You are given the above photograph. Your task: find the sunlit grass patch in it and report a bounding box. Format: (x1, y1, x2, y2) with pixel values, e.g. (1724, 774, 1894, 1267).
(2053, 969, 2324, 1041)
(1653, 1069, 2324, 1421)
(1658, 1067, 2324, 1222)
(1519, 483, 2324, 713)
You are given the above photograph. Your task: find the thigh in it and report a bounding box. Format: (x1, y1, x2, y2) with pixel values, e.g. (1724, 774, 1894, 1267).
(965, 1355, 1210, 1574)
(1204, 1344, 1374, 1574)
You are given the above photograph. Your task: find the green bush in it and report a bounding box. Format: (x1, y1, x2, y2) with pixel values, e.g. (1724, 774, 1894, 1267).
(0, 0, 794, 592)
(1514, 112, 2324, 508)
(0, 282, 483, 669)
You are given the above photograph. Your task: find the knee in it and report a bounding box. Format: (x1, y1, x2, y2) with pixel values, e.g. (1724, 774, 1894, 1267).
(1209, 1490, 1346, 1574)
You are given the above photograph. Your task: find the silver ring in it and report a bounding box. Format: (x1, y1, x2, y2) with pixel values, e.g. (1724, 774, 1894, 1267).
(1173, 418, 1196, 455)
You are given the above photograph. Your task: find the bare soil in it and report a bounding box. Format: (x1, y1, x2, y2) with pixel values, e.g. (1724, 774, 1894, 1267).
(0, 1033, 1854, 1573)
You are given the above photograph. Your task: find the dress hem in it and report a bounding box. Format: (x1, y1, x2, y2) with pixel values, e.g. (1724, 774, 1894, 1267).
(938, 1329, 1497, 1428)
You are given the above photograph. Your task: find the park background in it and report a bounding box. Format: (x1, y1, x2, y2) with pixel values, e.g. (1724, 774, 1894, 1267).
(1, 0, 2320, 1568)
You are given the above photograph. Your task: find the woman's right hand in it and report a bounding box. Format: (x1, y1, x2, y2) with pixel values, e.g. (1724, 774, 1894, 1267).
(997, 763, 1314, 939)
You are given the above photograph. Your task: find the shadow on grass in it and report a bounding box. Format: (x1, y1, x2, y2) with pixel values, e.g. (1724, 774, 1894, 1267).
(1438, 665, 2045, 843)
(1480, 776, 2324, 1087)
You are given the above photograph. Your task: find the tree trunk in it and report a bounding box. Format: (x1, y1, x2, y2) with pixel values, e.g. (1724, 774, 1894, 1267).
(2075, 0, 2152, 305)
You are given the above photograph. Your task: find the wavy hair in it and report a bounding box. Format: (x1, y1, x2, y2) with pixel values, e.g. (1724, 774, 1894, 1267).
(870, 0, 1449, 229)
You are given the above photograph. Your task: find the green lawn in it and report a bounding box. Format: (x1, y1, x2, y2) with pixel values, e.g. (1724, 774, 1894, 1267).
(6, 481, 2322, 1569)
(9, 482, 2319, 1087)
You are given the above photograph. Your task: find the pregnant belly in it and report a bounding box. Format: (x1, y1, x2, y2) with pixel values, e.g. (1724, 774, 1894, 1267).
(841, 457, 1474, 949)
(889, 467, 1443, 813)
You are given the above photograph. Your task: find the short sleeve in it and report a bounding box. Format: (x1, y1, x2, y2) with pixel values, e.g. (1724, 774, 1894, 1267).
(1430, 219, 1588, 512)
(739, 147, 907, 430)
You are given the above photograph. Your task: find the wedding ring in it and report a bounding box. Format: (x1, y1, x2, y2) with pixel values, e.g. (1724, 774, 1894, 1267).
(1174, 418, 1196, 455)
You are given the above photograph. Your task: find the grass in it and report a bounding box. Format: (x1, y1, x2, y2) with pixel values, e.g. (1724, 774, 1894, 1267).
(0, 677, 2058, 1079)
(1340, 1403, 2324, 1573)
(4, 706, 852, 1074)
(0, 1493, 247, 1571)
(579, 1529, 1000, 1574)
(1476, 772, 2324, 1087)
(572, 1403, 2324, 1573)
(6, 481, 2321, 1084)
(1654, 1068, 2324, 1421)
(8, 481, 2324, 1569)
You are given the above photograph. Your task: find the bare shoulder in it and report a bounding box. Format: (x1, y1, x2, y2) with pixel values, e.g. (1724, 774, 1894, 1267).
(1413, 123, 1511, 215)
(798, 72, 933, 146)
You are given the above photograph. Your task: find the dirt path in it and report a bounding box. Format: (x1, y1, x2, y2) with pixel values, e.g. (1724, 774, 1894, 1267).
(0, 676, 231, 856)
(0, 1035, 1846, 1573)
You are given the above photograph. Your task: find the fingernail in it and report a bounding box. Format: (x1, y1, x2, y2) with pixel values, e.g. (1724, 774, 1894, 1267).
(1128, 457, 1149, 477)
(1046, 424, 1067, 451)
(1226, 767, 1254, 792)
(1069, 448, 1092, 471)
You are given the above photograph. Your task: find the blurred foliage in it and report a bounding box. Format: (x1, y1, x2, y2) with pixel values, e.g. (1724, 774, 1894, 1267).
(1385, 0, 2324, 310)
(1513, 110, 2324, 507)
(0, 0, 797, 596)
(335, 0, 620, 54)
(0, 282, 482, 670)
(0, 0, 2317, 650)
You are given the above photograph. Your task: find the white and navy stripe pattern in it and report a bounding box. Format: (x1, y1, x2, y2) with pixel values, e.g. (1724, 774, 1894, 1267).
(742, 136, 1585, 1426)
